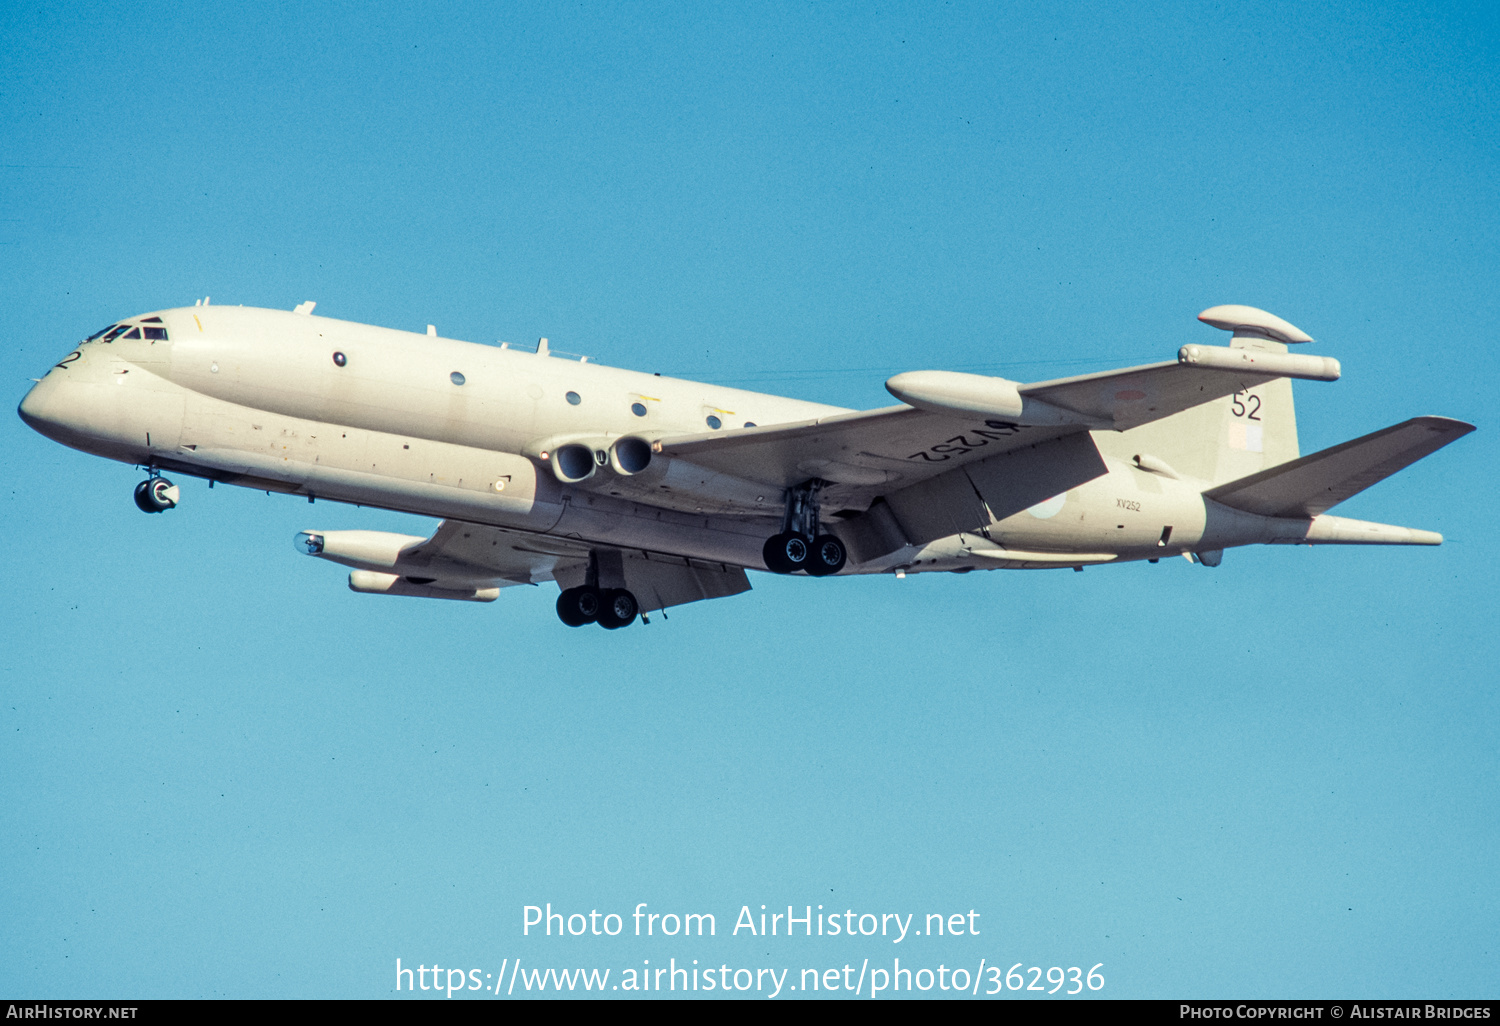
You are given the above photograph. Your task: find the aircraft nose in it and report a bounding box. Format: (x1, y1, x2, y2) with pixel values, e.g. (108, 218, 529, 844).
(18, 373, 70, 443)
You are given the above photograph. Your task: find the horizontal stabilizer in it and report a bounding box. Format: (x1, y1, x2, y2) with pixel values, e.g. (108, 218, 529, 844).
(1204, 416, 1475, 518)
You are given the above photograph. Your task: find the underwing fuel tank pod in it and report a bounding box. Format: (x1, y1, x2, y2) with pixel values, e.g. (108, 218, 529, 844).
(16, 299, 1474, 629)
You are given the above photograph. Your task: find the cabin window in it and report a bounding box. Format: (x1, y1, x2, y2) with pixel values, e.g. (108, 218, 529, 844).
(450, 371, 466, 385)
(566, 391, 581, 405)
(631, 402, 647, 417)
(705, 415, 722, 429)
(743, 421, 756, 428)
(332, 352, 347, 367)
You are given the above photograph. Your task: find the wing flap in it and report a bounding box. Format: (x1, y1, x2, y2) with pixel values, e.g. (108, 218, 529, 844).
(407, 519, 589, 583)
(411, 522, 752, 612)
(623, 553, 751, 613)
(553, 551, 751, 612)
(850, 430, 1111, 553)
(1203, 416, 1475, 517)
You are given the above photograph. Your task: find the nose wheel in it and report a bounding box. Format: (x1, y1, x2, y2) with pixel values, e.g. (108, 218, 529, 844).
(133, 476, 179, 513)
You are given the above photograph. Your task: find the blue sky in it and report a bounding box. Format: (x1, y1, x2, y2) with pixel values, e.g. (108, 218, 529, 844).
(2, 0, 1496, 999)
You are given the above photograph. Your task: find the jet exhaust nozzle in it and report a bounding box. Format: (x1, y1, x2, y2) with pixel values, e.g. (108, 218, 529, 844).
(609, 436, 652, 476)
(552, 443, 599, 483)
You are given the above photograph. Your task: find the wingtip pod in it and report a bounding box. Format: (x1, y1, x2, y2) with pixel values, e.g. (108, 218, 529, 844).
(1198, 305, 1314, 344)
(1178, 344, 1340, 381)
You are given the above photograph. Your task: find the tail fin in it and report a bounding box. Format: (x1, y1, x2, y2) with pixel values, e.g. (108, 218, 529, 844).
(1203, 416, 1475, 517)
(1113, 306, 1309, 484)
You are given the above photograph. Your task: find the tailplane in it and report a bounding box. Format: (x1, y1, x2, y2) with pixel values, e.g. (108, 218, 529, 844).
(1204, 416, 1475, 518)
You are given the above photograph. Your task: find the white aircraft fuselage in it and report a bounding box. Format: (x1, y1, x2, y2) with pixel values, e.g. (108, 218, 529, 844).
(18, 302, 1471, 625)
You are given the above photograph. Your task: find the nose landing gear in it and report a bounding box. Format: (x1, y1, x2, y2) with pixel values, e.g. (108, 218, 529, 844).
(762, 480, 846, 576)
(133, 475, 179, 513)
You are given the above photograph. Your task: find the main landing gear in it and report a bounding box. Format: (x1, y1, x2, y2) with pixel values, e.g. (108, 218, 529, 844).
(133, 474, 179, 514)
(556, 550, 640, 629)
(556, 585, 639, 630)
(762, 480, 846, 576)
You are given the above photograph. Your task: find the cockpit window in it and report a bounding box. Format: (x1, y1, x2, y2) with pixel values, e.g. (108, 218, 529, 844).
(141, 316, 163, 323)
(101, 326, 130, 342)
(143, 326, 168, 340)
(86, 325, 118, 341)
(121, 327, 142, 340)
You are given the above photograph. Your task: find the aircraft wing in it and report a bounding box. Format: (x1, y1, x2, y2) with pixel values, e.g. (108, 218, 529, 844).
(1019, 360, 1287, 430)
(652, 350, 1333, 502)
(406, 521, 750, 613)
(404, 519, 589, 585)
(656, 404, 1080, 496)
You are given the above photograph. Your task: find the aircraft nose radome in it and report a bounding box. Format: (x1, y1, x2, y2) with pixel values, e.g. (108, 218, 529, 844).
(18, 380, 48, 429)
(17, 375, 68, 442)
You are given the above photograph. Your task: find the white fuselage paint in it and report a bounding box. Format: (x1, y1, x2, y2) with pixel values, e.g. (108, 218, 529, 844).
(18, 306, 1320, 575)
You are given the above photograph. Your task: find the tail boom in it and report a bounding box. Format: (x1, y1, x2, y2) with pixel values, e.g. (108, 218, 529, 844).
(1198, 500, 1442, 553)
(1294, 514, 1442, 546)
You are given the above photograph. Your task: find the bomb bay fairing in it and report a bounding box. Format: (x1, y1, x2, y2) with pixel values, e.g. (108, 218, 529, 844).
(18, 301, 1472, 629)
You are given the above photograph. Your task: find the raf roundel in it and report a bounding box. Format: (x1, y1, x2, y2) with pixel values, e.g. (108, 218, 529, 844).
(1027, 493, 1067, 519)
